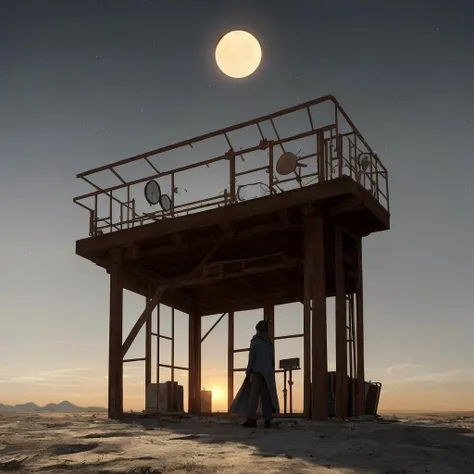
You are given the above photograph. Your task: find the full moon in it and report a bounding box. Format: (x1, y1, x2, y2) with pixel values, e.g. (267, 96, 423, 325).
(215, 30, 262, 78)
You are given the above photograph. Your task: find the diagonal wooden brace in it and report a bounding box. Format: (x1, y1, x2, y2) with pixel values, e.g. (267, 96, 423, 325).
(121, 240, 221, 358)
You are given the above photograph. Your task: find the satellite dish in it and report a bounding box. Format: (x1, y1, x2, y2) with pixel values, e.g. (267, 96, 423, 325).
(144, 180, 161, 206)
(359, 154, 371, 171)
(275, 152, 307, 175)
(160, 194, 172, 213)
(276, 152, 298, 175)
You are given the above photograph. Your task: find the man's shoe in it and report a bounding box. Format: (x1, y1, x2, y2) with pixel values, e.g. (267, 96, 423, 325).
(264, 420, 272, 428)
(241, 419, 257, 428)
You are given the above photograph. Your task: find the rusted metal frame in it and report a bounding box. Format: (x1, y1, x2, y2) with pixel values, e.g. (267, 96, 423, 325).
(274, 333, 304, 341)
(159, 363, 188, 371)
(348, 293, 357, 416)
(317, 128, 326, 182)
(306, 106, 314, 131)
(228, 311, 234, 411)
(201, 311, 227, 343)
(233, 347, 250, 353)
(123, 357, 146, 363)
(223, 132, 245, 164)
(77, 95, 336, 179)
(171, 307, 175, 382)
(145, 289, 152, 395)
(74, 128, 322, 203)
(172, 257, 301, 289)
(303, 220, 312, 418)
(304, 215, 328, 420)
(110, 167, 126, 184)
(235, 165, 268, 177)
(263, 305, 275, 341)
(276, 170, 319, 186)
(334, 102, 378, 165)
(269, 118, 286, 154)
(188, 310, 201, 414)
(108, 263, 124, 419)
(74, 200, 94, 212)
(335, 104, 343, 179)
(121, 241, 221, 358)
(355, 237, 365, 416)
(80, 176, 135, 233)
(144, 156, 160, 175)
(155, 303, 160, 412)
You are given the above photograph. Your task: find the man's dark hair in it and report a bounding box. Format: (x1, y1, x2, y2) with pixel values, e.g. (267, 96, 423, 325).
(256, 320, 268, 333)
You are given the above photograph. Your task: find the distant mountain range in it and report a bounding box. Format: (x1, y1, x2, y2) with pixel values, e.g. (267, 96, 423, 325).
(0, 400, 106, 413)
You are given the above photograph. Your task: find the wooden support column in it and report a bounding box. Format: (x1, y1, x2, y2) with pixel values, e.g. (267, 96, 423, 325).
(263, 305, 275, 341)
(227, 311, 234, 411)
(304, 215, 328, 421)
(145, 291, 152, 399)
(155, 303, 160, 413)
(303, 240, 312, 418)
(108, 264, 124, 419)
(356, 237, 366, 416)
(188, 310, 201, 415)
(335, 226, 348, 418)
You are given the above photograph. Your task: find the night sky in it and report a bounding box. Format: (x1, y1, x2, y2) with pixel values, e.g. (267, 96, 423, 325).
(0, 0, 472, 412)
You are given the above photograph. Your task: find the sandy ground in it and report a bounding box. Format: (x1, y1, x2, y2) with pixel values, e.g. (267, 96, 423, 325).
(0, 411, 472, 473)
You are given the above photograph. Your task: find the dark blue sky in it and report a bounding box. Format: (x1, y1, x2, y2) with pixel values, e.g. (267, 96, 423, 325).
(0, 0, 472, 411)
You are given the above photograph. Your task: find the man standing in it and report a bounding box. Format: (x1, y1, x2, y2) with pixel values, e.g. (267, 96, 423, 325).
(241, 320, 280, 428)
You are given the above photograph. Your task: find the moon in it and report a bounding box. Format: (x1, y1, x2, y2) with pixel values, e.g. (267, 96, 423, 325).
(215, 30, 262, 79)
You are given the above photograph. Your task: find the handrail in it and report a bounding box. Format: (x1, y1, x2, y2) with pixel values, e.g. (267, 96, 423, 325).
(73, 96, 389, 236)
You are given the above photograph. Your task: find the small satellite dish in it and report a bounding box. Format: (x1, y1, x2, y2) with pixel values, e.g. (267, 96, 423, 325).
(359, 154, 371, 171)
(144, 180, 161, 206)
(276, 152, 307, 175)
(160, 194, 172, 213)
(276, 152, 298, 175)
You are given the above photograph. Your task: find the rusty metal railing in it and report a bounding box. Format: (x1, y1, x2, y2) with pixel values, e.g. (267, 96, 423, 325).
(73, 96, 389, 237)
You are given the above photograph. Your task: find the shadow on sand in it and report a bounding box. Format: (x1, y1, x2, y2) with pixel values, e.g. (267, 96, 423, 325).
(124, 414, 474, 473)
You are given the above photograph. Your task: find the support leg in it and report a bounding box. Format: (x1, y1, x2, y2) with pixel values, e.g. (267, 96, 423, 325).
(227, 311, 234, 411)
(356, 237, 366, 415)
(155, 303, 160, 413)
(145, 292, 152, 401)
(264, 305, 275, 341)
(188, 311, 201, 415)
(108, 267, 123, 419)
(335, 226, 348, 418)
(303, 244, 312, 418)
(305, 215, 328, 421)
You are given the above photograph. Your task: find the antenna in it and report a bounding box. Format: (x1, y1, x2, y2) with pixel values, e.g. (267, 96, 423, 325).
(275, 152, 307, 176)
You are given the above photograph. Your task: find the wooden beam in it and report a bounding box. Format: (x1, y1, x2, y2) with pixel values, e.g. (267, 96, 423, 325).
(335, 225, 348, 418)
(145, 291, 152, 395)
(76, 177, 360, 256)
(188, 310, 202, 414)
(305, 216, 328, 421)
(155, 302, 160, 413)
(122, 286, 167, 358)
(356, 237, 365, 416)
(198, 289, 303, 316)
(108, 264, 123, 419)
(201, 312, 227, 343)
(130, 253, 301, 291)
(171, 307, 175, 382)
(121, 241, 221, 357)
(188, 311, 196, 413)
(228, 311, 234, 412)
(263, 305, 275, 341)
(303, 251, 311, 418)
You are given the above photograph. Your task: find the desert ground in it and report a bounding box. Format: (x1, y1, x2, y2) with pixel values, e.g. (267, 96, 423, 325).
(0, 411, 473, 473)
